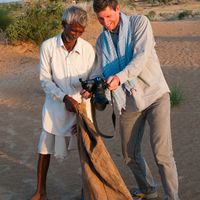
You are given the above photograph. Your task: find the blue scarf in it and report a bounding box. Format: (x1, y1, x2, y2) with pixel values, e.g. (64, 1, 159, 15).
(99, 12, 135, 113)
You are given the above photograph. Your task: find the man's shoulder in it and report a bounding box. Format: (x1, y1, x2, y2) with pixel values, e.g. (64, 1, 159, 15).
(96, 30, 106, 45)
(41, 35, 59, 49)
(78, 37, 94, 52)
(78, 37, 93, 47)
(129, 14, 149, 24)
(129, 14, 150, 31)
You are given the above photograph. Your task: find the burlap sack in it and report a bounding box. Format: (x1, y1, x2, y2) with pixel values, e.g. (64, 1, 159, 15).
(76, 104, 133, 200)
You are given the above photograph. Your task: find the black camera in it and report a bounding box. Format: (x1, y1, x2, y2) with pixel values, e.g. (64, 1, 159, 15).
(79, 77, 109, 111)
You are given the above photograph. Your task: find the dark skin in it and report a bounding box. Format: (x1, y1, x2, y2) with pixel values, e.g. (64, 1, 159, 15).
(31, 23, 84, 200)
(31, 155, 50, 200)
(61, 22, 85, 52)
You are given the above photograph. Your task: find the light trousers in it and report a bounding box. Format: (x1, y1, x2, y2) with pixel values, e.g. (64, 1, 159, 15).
(120, 93, 180, 200)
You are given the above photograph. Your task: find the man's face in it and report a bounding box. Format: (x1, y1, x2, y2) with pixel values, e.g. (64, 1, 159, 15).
(96, 5, 120, 31)
(62, 23, 85, 43)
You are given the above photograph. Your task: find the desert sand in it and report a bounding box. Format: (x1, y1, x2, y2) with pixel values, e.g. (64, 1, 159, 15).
(0, 2, 200, 200)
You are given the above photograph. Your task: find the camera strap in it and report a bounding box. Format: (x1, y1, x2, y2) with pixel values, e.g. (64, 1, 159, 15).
(110, 91, 116, 128)
(91, 91, 116, 139)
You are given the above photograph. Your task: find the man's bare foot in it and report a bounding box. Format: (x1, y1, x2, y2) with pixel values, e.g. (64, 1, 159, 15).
(31, 193, 48, 200)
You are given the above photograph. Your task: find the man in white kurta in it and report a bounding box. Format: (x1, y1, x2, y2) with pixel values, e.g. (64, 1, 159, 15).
(39, 34, 94, 155)
(31, 6, 95, 200)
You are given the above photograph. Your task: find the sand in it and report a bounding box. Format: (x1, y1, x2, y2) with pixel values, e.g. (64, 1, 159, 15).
(0, 2, 200, 200)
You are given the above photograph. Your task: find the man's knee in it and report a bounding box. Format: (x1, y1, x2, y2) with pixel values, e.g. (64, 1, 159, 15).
(123, 150, 141, 166)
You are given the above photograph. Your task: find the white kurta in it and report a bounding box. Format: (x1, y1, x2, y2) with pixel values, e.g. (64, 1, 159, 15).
(40, 34, 95, 136)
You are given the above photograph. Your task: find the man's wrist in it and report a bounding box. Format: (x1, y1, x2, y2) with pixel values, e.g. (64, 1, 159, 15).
(114, 75, 120, 86)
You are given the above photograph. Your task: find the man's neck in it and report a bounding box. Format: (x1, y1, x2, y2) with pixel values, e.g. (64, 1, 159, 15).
(61, 33, 77, 52)
(110, 23, 120, 34)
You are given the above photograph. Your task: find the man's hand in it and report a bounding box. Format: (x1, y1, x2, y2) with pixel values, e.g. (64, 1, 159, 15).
(63, 95, 79, 113)
(107, 75, 120, 90)
(80, 89, 92, 99)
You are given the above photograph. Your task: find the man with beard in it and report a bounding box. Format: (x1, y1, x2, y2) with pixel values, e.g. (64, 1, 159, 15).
(31, 6, 95, 200)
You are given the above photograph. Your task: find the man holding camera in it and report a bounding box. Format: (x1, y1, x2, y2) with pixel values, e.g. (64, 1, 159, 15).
(82, 0, 180, 199)
(31, 6, 95, 200)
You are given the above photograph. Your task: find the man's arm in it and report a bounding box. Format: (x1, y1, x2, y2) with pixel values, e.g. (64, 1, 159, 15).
(40, 41, 66, 102)
(81, 41, 103, 98)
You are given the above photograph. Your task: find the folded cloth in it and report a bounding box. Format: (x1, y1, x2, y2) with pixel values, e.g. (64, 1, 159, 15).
(76, 103, 133, 200)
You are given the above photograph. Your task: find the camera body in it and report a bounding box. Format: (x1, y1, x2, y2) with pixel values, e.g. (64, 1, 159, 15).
(79, 77, 109, 111)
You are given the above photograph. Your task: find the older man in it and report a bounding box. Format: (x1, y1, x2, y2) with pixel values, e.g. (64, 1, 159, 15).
(31, 6, 95, 200)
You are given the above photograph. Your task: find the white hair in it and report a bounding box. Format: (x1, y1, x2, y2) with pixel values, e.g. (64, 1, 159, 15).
(62, 6, 87, 27)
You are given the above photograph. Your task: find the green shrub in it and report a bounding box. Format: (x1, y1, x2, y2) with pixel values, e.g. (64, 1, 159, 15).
(178, 10, 192, 20)
(119, 0, 135, 8)
(148, 0, 173, 4)
(75, 0, 91, 2)
(170, 84, 184, 107)
(146, 10, 156, 21)
(0, 9, 13, 30)
(0, 28, 8, 43)
(5, 1, 64, 45)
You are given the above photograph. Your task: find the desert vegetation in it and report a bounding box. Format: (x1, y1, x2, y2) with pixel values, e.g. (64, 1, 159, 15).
(170, 83, 184, 106)
(0, 1, 65, 44)
(0, 0, 200, 45)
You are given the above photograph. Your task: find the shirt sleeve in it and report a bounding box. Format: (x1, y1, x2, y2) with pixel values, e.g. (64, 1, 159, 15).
(117, 15, 156, 84)
(39, 41, 66, 102)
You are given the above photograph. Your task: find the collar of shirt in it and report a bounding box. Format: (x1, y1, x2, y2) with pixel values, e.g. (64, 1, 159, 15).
(57, 34, 81, 54)
(110, 23, 120, 35)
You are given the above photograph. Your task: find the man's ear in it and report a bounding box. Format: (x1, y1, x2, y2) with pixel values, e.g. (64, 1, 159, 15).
(116, 4, 120, 12)
(61, 21, 65, 28)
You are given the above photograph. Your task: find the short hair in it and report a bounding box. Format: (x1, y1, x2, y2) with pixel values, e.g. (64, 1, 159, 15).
(62, 6, 87, 27)
(93, 0, 119, 13)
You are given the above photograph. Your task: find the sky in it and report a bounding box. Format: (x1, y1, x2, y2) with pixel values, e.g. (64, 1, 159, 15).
(0, 0, 21, 3)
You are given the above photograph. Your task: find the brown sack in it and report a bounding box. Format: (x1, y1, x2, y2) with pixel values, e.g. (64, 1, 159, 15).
(76, 104, 133, 200)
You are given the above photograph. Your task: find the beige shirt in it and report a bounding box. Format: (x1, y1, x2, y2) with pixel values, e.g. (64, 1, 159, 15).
(92, 15, 170, 112)
(40, 34, 95, 136)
